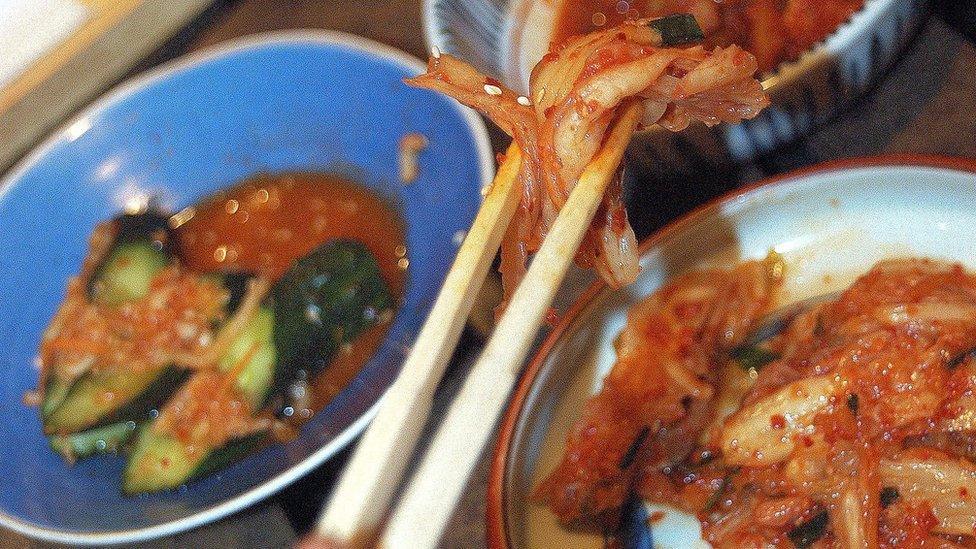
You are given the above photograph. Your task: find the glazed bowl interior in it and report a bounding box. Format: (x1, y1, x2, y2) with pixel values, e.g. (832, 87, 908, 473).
(0, 31, 491, 544)
(495, 159, 976, 548)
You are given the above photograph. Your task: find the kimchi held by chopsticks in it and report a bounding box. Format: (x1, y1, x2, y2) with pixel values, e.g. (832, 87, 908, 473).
(537, 257, 976, 547)
(407, 14, 769, 306)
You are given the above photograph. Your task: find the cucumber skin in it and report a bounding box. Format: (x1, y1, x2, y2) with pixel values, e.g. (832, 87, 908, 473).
(269, 239, 393, 408)
(41, 376, 76, 419)
(112, 211, 173, 247)
(188, 433, 265, 482)
(43, 366, 189, 435)
(220, 271, 255, 317)
(649, 14, 704, 46)
(202, 271, 256, 317)
(48, 421, 136, 461)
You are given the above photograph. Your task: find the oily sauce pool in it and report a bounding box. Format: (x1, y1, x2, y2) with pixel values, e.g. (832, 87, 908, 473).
(174, 172, 407, 418)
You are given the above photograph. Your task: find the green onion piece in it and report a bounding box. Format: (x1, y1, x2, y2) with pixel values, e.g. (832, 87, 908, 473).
(788, 510, 829, 548)
(619, 426, 650, 469)
(703, 476, 730, 512)
(880, 487, 900, 507)
(731, 345, 780, 372)
(648, 14, 705, 46)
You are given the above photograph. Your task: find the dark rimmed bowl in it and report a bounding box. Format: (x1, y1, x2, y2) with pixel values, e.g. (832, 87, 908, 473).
(488, 156, 976, 548)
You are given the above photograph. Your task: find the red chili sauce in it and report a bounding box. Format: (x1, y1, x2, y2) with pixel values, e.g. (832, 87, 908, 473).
(174, 172, 407, 415)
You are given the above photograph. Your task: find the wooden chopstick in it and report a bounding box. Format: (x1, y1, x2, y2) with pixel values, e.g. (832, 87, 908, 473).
(380, 101, 645, 547)
(314, 144, 523, 543)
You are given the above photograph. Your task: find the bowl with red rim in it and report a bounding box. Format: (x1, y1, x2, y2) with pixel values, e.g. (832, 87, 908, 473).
(487, 156, 976, 548)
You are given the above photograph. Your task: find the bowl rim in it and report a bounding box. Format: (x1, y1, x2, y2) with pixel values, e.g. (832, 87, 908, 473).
(485, 153, 976, 549)
(0, 29, 494, 546)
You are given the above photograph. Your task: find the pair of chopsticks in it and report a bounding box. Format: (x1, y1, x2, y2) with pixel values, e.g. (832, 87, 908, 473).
(315, 101, 644, 547)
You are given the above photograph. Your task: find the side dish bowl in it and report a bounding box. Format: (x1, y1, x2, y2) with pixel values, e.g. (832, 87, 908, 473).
(487, 156, 976, 548)
(424, 0, 928, 160)
(0, 31, 492, 544)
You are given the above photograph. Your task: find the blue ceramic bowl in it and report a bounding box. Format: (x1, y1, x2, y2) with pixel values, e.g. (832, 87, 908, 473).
(0, 31, 492, 544)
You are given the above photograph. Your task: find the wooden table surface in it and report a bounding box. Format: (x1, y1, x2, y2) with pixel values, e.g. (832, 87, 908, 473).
(6, 1, 976, 548)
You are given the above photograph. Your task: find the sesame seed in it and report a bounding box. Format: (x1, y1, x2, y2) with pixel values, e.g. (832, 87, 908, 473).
(517, 95, 531, 106)
(431, 46, 441, 59)
(484, 84, 502, 96)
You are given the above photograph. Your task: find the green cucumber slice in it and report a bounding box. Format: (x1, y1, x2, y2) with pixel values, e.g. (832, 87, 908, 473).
(121, 307, 276, 494)
(269, 239, 393, 408)
(41, 376, 77, 419)
(221, 306, 277, 409)
(122, 427, 265, 495)
(87, 211, 174, 305)
(121, 240, 395, 493)
(91, 242, 169, 306)
(48, 421, 136, 461)
(43, 366, 188, 434)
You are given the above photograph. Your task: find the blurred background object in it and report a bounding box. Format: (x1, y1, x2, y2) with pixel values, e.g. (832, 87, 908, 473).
(0, 0, 215, 173)
(0, 0, 89, 89)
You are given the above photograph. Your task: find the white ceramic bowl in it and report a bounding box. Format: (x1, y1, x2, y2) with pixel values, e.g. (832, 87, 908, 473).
(488, 156, 976, 548)
(424, 0, 929, 160)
